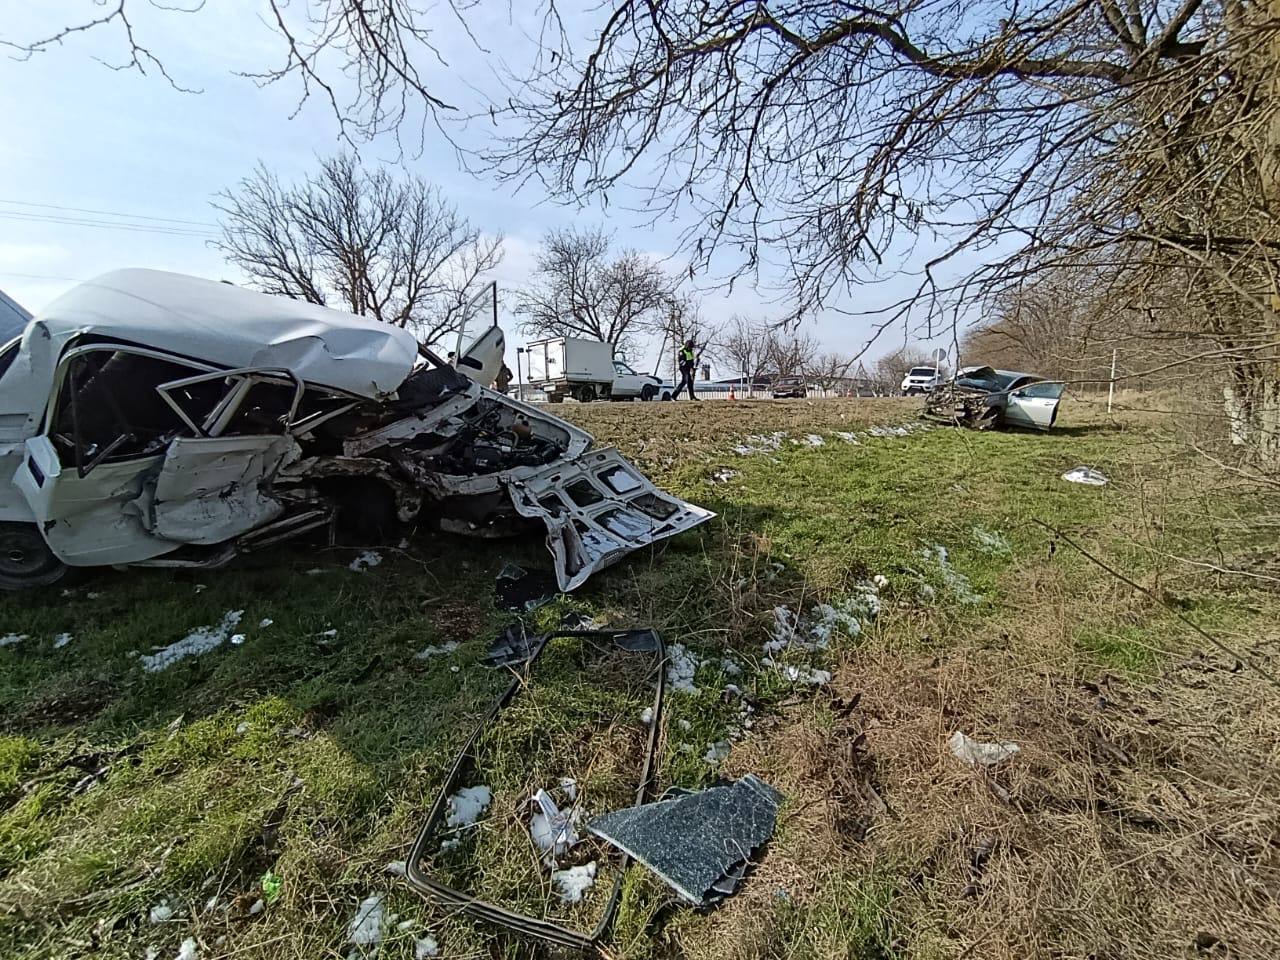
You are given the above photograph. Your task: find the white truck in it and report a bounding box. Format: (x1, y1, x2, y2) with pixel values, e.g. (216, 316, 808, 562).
(525, 336, 663, 403)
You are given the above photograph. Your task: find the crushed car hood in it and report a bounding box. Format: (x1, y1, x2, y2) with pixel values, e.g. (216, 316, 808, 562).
(27, 269, 418, 400)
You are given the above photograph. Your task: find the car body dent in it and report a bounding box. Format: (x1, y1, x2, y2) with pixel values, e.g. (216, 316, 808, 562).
(0, 270, 713, 588)
(507, 447, 715, 592)
(926, 366, 1066, 431)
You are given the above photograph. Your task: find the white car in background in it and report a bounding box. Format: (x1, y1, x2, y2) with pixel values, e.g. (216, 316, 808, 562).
(900, 366, 941, 395)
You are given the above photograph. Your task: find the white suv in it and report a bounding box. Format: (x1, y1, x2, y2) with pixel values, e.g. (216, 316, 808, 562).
(900, 366, 941, 396)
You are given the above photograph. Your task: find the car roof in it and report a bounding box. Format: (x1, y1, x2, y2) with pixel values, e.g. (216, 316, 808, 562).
(30, 269, 418, 398)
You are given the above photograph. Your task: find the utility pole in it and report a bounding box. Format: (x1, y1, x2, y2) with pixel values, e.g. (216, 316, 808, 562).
(1107, 348, 1117, 413)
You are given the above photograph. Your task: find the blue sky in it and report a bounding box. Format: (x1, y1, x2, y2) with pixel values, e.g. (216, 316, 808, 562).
(0, 2, 967, 375)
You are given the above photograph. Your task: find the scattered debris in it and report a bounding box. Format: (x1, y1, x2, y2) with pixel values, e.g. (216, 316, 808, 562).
(586, 775, 783, 905)
(235, 721, 250, 735)
(800, 434, 825, 446)
(872, 574, 889, 588)
(1062, 466, 1109, 486)
(345, 894, 386, 956)
(640, 706, 654, 725)
(530, 788, 580, 859)
(709, 468, 739, 483)
(0, 632, 27, 648)
(383, 861, 407, 876)
(305, 568, 325, 576)
(53, 632, 73, 649)
(484, 622, 538, 668)
(416, 641, 460, 660)
(834, 431, 860, 444)
(176, 938, 199, 960)
(248, 898, 265, 915)
(949, 731, 1020, 766)
(414, 936, 440, 959)
(193, 584, 207, 593)
(494, 562, 559, 612)
(551, 862, 597, 903)
(229, 633, 246, 646)
(259, 618, 274, 628)
(141, 610, 244, 672)
(349, 550, 383, 572)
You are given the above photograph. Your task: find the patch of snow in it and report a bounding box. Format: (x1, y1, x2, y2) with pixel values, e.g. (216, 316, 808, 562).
(552, 862, 597, 903)
(665, 643, 701, 694)
(731, 431, 787, 455)
(720, 657, 742, 676)
(87, 591, 102, 600)
(145, 947, 160, 960)
(193, 584, 206, 594)
(445, 785, 492, 830)
(949, 731, 1020, 766)
(141, 610, 244, 672)
(414, 936, 440, 959)
(305, 568, 324, 575)
(723, 683, 741, 697)
(258, 618, 273, 628)
(349, 550, 383, 572)
(176, 938, 198, 960)
(779, 665, 832, 686)
(383, 861, 406, 876)
(802, 434, 825, 446)
(834, 431, 860, 444)
(559, 777, 578, 800)
(704, 740, 731, 763)
(229, 634, 246, 646)
(709, 468, 739, 483)
(235, 721, 250, 735)
(972, 528, 1011, 555)
(873, 574, 889, 588)
(149, 900, 176, 923)
(53, 632, 73, 649)
(677, 719, 692, 732)
(416, 641, 459, 660)
(319, 628, 338, 638)
(640, 706, 654, 725)
(0, 633, 28, 648)
(345, 894, 385, 954)
(248, 899, 264, 915)
(919, 545, 982, 605)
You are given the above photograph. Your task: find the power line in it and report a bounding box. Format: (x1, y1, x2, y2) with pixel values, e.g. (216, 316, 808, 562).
(0, 197, 219, 229)
(0, 211, 219, 240)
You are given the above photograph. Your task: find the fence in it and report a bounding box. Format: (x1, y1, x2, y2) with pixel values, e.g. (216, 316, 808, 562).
(509, 382, 890, 403)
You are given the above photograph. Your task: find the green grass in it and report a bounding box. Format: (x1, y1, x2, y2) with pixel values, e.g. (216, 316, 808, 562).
(0, 400, 1274, 959)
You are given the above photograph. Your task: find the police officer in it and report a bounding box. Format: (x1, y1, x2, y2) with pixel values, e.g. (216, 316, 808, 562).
(675, 339, 698, 400)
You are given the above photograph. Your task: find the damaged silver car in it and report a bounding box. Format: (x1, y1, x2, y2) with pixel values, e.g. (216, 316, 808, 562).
(924, 366, 1066, 431)
(0, 270, 712, 590)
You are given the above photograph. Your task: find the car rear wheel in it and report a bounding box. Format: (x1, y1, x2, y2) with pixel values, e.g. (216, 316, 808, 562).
(0, 522, 68, 591)
(641, 384, 658, 401)
(573, 384, 597, 403)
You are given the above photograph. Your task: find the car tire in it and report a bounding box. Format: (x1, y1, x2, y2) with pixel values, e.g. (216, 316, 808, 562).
(0, 522, 68, 591)
(641, 384, 658, 402)
(573, 385, 596, 403)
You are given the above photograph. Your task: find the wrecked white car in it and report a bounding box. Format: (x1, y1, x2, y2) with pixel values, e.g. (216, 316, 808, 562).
(924, 366, 1066, 431)
(0, 269, 712, 590)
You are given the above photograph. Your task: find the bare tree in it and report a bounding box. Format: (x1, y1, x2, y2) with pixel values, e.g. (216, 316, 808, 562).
(806, 351, 856, 393)
(484, 1, 1280, 462)
(765, 330, 820, 380)
(215, 154, 501, 347)
(515, 226, 674, 356)
(719, 314, 772, 395)
(3, 2, 477, 148)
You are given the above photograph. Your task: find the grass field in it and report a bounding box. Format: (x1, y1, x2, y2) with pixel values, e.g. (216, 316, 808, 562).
(1, 396, 1277, 960)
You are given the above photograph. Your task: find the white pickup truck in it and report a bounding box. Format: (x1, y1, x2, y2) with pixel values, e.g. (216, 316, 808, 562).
(525, 336, 663, 402)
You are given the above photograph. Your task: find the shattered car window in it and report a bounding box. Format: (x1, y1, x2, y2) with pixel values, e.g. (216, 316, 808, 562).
(1017, 381, 1065, 399)
(51, 350, 221, 463)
